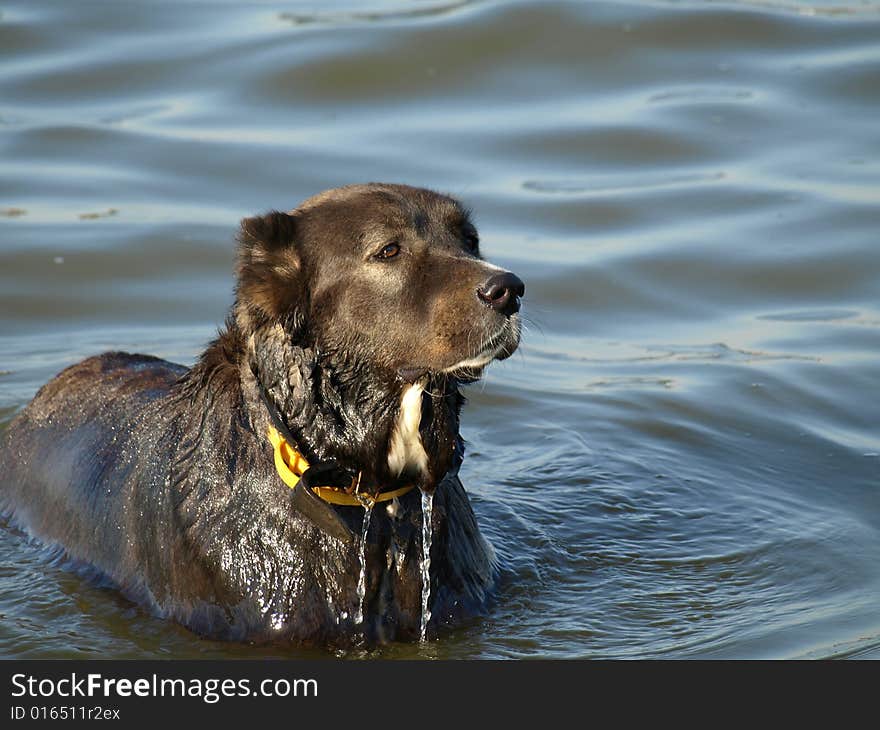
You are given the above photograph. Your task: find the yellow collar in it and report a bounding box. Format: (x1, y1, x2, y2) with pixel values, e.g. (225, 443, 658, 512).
(267, 425, 415, 507)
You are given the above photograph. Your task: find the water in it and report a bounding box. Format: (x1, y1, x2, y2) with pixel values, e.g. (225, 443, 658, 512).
(355, 505, 373, 628)
(419, 489, 434, 642)
(1, 0, 879, 659)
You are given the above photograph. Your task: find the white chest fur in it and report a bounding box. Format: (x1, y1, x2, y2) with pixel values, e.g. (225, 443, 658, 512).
(387, 382, 429, 478)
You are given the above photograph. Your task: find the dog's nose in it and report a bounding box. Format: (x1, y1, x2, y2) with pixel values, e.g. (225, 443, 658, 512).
(477, 271, 525, 316)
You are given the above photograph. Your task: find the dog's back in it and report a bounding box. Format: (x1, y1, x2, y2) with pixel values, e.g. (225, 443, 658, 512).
(2, 352, 180, 534)
(0, 353, 200, 611)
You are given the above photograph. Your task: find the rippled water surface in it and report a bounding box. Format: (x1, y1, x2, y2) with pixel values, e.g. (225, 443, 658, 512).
(1, 0, 879, 659)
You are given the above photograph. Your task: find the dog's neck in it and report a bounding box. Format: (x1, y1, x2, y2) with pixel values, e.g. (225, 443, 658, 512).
(245, 322, 461, 490)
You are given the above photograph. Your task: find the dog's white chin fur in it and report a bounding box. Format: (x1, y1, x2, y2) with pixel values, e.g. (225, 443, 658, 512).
(441, 316, 520, 376)
(441, 352, 495, 374)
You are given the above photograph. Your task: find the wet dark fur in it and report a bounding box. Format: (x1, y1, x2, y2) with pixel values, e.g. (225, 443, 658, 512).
(0, 184, 522, 645)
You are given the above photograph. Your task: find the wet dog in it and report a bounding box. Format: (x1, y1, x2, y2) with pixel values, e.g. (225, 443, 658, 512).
(0, 183, 524, 644)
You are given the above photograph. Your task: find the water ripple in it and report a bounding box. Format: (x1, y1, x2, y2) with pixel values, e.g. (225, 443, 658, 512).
(2, 0, 879, 659)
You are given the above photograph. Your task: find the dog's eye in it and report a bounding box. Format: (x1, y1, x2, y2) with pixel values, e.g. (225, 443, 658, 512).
(376, 242, 401, 260)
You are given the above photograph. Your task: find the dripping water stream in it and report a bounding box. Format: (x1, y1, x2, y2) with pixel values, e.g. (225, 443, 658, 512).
(419, 489, 434, 642)
(355, 503, 373, 628)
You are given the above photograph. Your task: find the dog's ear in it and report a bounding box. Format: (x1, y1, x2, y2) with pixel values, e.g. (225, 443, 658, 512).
(239, 211, 298, 254)
(235, 211, 305, 326)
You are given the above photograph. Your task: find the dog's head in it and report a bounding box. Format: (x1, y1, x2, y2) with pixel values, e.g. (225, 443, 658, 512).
(236, 183, 523, 381)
